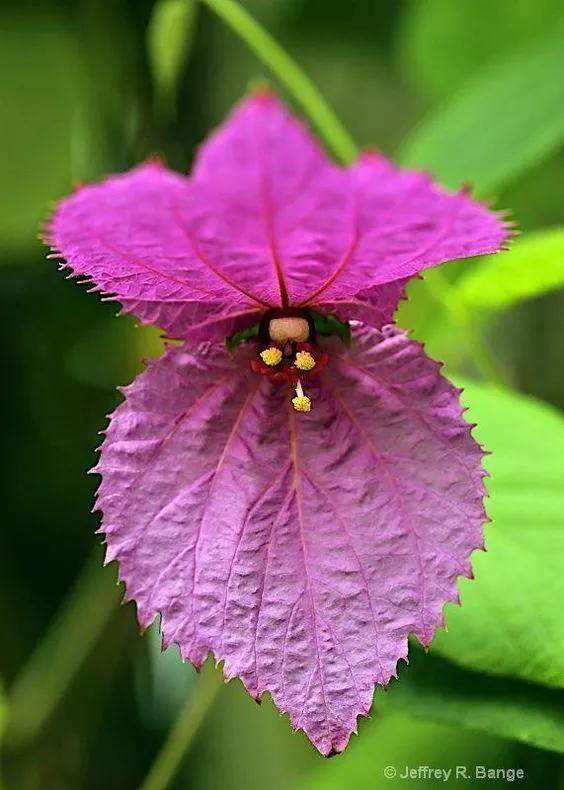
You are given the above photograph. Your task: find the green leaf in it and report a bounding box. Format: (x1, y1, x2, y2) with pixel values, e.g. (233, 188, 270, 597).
(226, 322, 259, 353)
(400, 34, 564, 194)
(301, 699, 514, 790)
(396, 0, 564, 100)
(302, 652, 563, 789)
(137, 622, 197, 729)
(147, 0, 198, 119)
(430, 381, 564, 689)
(378, 650, 564, 754)
(0, 9, 103, 250)
(311, 311, 351, 346)
(4, 549, 120, 748)
(452, 227, 564, 312)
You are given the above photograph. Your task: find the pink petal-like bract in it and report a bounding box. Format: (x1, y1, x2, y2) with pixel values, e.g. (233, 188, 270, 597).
(47, 93, 507, 338)
(47, 92, 509, 755)
(95, 326, 487, 755)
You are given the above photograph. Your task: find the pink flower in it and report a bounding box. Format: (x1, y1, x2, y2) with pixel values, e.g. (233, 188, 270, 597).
(46, 93, 509, 755)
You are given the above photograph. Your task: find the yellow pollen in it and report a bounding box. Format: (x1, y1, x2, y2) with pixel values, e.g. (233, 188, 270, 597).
(294, 350, 315, 371)
(260, 347, 282, 366)
(292, 395, 312, 412)
(292, 380, 311, 412)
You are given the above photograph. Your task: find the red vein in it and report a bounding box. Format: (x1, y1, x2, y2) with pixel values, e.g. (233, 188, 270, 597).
(288, 407, 333, 740)
(144, 381, 260, 623)
(322, 377, 431, 639)
(299, 179, 466, 307)
(298, 197, 360, 306)
(257, 120, 290, 307)
(334, 354, 479, 478)
(301, 469, 388, 684)
(171, 200, 272, 308)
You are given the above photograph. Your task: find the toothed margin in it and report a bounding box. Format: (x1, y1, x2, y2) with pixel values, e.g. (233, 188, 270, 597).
(90, 324, 490, 757)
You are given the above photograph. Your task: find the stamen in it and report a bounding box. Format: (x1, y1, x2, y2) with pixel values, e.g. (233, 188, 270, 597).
(260, 347, 283, 366)
(294, 350, 315, 371)
(292, 380, 311, 412)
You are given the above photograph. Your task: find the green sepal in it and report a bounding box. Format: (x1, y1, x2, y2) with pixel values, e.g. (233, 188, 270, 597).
(226, 322, 260, 353)
(311, 311, 351, 346)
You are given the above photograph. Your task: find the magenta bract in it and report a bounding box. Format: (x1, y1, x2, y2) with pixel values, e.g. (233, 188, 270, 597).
(46, 92, 508, 755)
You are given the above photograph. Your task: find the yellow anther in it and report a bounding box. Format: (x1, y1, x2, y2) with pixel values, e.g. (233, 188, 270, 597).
(292, 380, 311, 412)
(292, 395, 312, 412)
(260, 347, 282, 366)
(294, 350, 315, 371)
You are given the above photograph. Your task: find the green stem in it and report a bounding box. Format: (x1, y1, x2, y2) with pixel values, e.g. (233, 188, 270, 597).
(200, 0, 357, 165)
(139, 666, 223, 790)
(4, 550, 120, 749)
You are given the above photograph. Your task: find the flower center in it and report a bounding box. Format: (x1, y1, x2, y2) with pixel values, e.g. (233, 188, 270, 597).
(268, 316, 310, 344)
(227, 309, 350, 413)
(249, 309, 329, 412)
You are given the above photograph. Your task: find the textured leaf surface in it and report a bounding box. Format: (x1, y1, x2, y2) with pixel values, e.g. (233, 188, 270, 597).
(96, 325, 487, 754)
(453, 226, 564, 311)
(47, 162, 265, 341)
(48, 94, 507, 338)
(431, 381, 564, 688)
(401, 35, 564, 194)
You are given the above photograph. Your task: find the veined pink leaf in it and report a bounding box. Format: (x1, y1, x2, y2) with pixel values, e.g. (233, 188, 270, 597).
(46, 162, 265, 340)
(95, 325, 487, 755)
(193, 93, 508, 312)
(47, 94, 508, 340)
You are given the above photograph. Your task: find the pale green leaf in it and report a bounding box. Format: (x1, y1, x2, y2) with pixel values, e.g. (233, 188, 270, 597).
(4, 550, 120, 748)
(400, 34, 564, 194)
(137, 621, 196, 728)
(431, 381, 564, 689)
(378, 650, 564, 754)
(301, 701, 513, 790)
(147, 0, 197, 119)
(302, 654, 563, 789)
(0, 10, 102, 250)
(453, 227, 564, 311)
(147, 0, 197, 115)
(396, 0, 564, 100)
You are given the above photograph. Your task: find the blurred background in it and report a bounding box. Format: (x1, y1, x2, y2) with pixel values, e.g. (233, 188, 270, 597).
(1, 0, 564, 787)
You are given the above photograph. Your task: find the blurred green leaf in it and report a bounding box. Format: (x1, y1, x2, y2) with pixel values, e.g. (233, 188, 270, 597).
(140, 662, 222, 790)
(66, 317, 164, 389)
(301, 708, 513, 790)
(4, 550, 120, 748)
(452, 227, 564, 312)
(137, 621, 196, 729)
(0, 9, 105, 251)
(397, 0, 564, 100)
(303, 653, 563, 788)
(0, 680, 5, 744)
(379, 650, 564, 754)
(431, 381, 564, 689)
(400, 34, 564, 194)
(147, 0, 198, 120)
